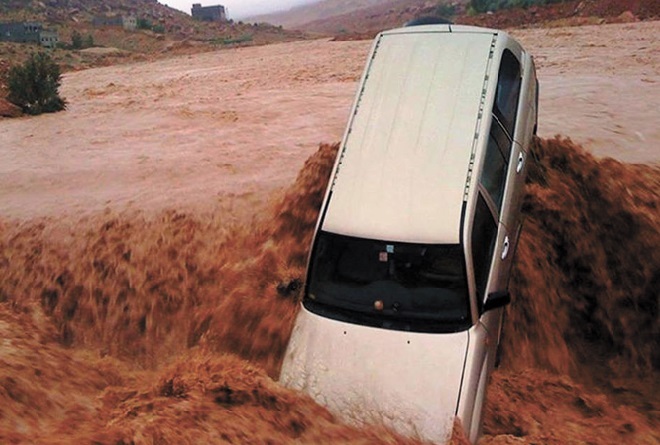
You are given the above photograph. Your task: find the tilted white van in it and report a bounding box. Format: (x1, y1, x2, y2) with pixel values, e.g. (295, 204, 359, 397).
(280, 23, 538, 444)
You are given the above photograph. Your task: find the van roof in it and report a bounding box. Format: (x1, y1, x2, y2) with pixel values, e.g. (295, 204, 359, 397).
(322, 26, 498, 244)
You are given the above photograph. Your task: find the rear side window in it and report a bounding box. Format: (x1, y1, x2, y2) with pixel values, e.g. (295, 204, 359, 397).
(471, 193, 498, 306)
(480, 128, 508, 212)
(494, 49, 521, 136)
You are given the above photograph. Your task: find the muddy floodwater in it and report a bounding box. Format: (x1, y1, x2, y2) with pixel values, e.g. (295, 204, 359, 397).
(0, 21, 659, 444)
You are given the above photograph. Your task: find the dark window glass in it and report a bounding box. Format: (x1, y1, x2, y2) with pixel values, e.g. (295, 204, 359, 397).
(490, 114, 511, 162)
(471, 194, 498, 307)
(304, 231, 471, 333)
(494, 50, 521, 136)
(480, 130, 507, 212)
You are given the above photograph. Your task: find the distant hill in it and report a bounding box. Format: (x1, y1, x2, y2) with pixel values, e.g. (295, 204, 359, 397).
(247, 0, 396, 29)
(247, 0, 469, 33)
(0, 0, 305, 98)
(249, 0, 659, 38)
(248, 0, 463, 33)
(297, 0, 459, 34)
(0, 0, 184, 27)
(0, 0, 302, 45)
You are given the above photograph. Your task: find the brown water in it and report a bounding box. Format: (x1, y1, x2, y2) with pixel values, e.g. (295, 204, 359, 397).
(0, 138, 658, 444)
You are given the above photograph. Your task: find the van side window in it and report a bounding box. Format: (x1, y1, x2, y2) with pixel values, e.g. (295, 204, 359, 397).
(480, 122, 508, 212)
(494, 49, 521, 136)
(471, 193, 498, 307)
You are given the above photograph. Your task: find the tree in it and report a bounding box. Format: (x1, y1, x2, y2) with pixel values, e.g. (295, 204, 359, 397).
(7, 52, 66, 115)
(435, 2, 457, 19)
(71, 30, 83, 49)
(84, 33, 94, 48)
(137, 18, 152, 30)
(469, 0, 559, 13)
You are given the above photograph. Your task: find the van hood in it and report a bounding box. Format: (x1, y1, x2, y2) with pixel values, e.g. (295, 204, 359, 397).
(279, 307, 469, 443)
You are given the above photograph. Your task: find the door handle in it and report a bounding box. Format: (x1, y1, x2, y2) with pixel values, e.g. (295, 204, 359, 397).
(501, 236, 510, 260)
(516, 152, 524, 173)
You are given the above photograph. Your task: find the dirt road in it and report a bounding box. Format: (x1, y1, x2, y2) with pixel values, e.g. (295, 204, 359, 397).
(1, 21, 658, 221)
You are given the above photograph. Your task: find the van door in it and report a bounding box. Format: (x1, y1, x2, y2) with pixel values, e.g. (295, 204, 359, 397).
(492, 48, 525, 285)
(469, 191, 503, 362)
(478, 115, 514, 298)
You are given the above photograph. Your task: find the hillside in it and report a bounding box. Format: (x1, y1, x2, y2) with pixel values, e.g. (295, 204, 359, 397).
(1, 0, 207, 40)
(0, 0, 306, 112)
(460, 0, 660, 29)
(0, 0, 303, 43)
(1, 0, 177, 22)
(249, 0, 660, 36)
(248, 0, 403, 29)
(0, 1, 301, 67)
(294, 0, 456, 34)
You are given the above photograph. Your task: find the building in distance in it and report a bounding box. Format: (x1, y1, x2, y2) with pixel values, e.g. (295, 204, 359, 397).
(191, 3, 227, 21)
(92, 15, 137, 31)
(0, 22, 59, 48)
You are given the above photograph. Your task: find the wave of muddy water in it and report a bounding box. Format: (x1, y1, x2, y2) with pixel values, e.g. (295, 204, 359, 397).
(0, 138, 658, 444)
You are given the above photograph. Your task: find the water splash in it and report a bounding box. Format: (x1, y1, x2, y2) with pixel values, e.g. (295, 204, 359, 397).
(0, 138, 658, 443)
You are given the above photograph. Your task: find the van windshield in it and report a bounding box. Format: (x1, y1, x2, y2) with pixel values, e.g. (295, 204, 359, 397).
(304, 231, 471, 333)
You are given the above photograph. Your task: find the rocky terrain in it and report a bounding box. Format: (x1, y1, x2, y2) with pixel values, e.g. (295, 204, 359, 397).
(0, 0, 303, 105)
(247, 0, 431, 29)
(0, 0, 298, 41)
(461, 0, 660, 29)
(253, 0, 660, 36)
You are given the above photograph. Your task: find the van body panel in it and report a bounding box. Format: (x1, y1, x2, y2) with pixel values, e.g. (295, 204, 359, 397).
(456, 321, 492, 442)
(494, 50, 537, 270)
(280, 306, 469, 443)
(323, 31, 495, 244)
(515, 52, 538, 151)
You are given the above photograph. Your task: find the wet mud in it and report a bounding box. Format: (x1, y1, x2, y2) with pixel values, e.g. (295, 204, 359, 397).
(0, 138, 658, 444)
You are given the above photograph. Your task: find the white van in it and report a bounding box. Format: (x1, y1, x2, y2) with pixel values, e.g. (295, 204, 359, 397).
(280, 23, 538, 444)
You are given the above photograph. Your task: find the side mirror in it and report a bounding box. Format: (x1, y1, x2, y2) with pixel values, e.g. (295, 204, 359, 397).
(483, 290, 511, 312)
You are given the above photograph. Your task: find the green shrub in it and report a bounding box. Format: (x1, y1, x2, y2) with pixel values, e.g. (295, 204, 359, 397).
(71, 30, 83, 49)
(469, 0, 563, 13)
(7, 52, 66, 115)
(137, 18, 152, 30)
(70, 31, 94, 49)
(435, 3, 457, 18)
(221, 34, 253, 45)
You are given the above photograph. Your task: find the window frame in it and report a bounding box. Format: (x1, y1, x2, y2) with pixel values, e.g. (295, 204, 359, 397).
(479, 115, 511, 214)
(470, 191, 499, 312)
(493, 49, 522, 138)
